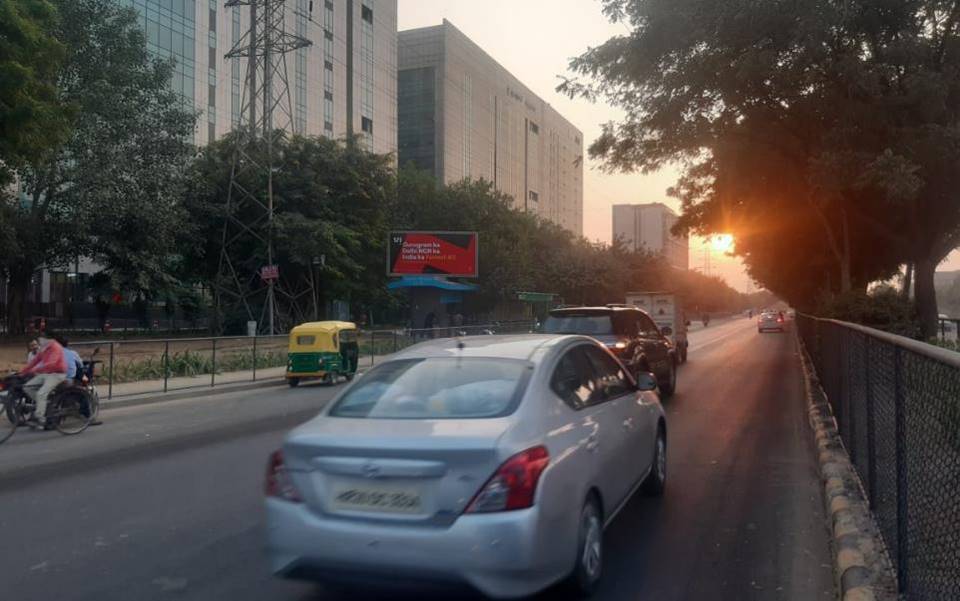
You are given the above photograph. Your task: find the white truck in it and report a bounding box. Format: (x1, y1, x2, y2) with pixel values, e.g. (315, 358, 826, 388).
(625, 291, 689, 363)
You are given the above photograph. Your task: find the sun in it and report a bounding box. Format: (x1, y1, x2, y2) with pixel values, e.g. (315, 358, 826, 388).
(710, 234, 735, 253)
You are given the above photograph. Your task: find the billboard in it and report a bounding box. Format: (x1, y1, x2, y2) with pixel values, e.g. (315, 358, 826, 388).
(388, 231, 478, 277)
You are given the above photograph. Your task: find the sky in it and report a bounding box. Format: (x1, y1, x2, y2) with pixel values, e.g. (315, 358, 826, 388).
(396, 0, 960, 288)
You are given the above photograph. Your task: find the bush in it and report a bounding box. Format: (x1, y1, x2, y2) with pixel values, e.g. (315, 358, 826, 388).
(104, 350, 287, 383)
(816, 285, 922, 338)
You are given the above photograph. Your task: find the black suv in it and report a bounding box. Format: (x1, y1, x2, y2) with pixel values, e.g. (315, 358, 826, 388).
(541, 306, 678, 397)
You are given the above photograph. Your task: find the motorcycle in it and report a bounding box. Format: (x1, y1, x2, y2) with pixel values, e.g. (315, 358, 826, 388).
(0, 347, 101, 443)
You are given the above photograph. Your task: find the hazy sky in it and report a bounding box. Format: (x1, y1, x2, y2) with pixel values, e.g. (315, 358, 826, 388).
(397, 0, 960, 288)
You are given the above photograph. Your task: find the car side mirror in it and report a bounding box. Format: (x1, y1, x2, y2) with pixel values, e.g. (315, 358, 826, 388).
(635, 372, 658, 392)
(661, 326, 673, 336)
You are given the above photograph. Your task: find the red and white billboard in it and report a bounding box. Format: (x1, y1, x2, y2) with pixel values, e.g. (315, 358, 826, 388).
(388, 231, 478, 277)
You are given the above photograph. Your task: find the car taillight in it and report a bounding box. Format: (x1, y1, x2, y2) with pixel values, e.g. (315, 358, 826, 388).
(265, 449, 303, 503)
(465, 446, 549, 513)
(777, 317, 784, 323)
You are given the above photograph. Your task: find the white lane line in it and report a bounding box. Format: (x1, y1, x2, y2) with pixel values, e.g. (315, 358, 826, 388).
(688, 322, 755, 354)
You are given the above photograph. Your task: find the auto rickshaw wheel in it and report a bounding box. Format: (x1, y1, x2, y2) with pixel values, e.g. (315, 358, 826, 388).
(322, 374, 334, 386)
(287, 378, 300, 388)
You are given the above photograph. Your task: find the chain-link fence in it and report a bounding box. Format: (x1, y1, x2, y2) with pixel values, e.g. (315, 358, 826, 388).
(797, 315, 960, 600)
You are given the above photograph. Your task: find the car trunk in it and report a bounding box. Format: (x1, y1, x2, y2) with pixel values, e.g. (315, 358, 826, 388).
(284, 417, 514, 526)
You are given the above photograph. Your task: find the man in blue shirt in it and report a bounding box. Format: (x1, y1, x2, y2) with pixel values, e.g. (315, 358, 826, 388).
(57, 337, 83, 382)
(56, 337, 103, 426)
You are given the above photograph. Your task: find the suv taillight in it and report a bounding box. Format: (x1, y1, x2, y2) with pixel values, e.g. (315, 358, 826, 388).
(265, 449, 303, 503)
(465, 446, 549, 513)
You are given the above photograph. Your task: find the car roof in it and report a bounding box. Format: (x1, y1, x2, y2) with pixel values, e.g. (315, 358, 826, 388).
(549, 306, 640, 313)
(390, 334, 588, 362)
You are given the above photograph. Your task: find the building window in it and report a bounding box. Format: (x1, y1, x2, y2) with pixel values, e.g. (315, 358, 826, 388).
(324, 90, 333, 101)
(209, 8, 216, 32)
(529, 191, 539, 202)
(530, 122, 539, 134)
(361, 116, 373, 134)
(208, 122, 216, 142)
(208, 84, 215, 107)
(361, 4, 373, 23)
(325, 60, 333, 71)
(325, 0, 333, 8)
(324, 29, 333, 41)
(324, 120, 333, 131)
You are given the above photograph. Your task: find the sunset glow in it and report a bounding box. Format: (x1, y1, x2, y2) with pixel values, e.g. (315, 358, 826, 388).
(710, 234, 735, 253)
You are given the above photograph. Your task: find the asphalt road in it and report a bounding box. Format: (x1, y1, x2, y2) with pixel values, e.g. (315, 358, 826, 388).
(0, 318, 834, 601)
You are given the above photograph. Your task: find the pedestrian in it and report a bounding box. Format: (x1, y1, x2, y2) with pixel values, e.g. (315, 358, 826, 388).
(20, 333, 68, 430)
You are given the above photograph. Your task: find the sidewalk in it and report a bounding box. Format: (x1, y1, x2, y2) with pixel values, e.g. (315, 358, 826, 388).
(102, 366, 288, 403)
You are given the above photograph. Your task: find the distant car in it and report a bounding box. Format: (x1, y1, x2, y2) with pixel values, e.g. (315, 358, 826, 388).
(757, 312, 785, 333)
(266, 334, 668, 599)
(540, 306, 677, 397)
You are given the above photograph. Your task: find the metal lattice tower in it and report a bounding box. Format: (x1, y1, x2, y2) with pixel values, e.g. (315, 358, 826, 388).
(217, 0, 311, 334)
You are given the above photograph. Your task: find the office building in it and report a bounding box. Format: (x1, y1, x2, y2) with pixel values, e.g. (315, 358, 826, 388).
(612, 203, 689, 270)
(398, 20, 584, 235)
(122, 0, 397, 154)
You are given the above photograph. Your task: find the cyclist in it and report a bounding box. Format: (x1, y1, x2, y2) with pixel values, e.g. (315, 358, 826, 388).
(21, 333, 68, 430)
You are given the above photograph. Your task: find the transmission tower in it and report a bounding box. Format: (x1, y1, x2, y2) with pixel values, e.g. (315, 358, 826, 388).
(216, 0, 311, 334)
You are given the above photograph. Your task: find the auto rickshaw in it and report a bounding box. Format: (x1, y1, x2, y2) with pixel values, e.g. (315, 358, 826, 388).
(286, 321, 359, 387)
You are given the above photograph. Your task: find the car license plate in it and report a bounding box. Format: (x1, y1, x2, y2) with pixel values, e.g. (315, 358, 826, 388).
(330, 485, 423, 514)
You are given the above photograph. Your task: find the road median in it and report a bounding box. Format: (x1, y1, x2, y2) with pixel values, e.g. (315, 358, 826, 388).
(797, 336, 897, 601)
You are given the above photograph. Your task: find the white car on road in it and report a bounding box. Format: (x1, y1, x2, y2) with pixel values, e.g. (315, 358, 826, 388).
(265, 334, 668, 599)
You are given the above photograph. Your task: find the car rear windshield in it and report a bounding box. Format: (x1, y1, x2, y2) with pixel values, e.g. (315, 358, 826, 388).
(329, 358, 531, 419)
(541, 313, 614, 335)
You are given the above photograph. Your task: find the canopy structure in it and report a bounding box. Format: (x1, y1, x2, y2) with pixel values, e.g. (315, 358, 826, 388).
(388, 276, 479, 292)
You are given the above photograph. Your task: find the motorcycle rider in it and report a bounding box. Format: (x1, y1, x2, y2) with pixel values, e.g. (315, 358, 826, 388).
(21, 333, 68, 430)
(55, 336, 102, 426)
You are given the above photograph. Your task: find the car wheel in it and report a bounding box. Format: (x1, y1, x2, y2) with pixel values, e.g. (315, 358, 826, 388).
(659, 361, 677, 398)
(565, 496, 603, 597)
(642, 426, 667, 496)
(287, 378, 300, 388)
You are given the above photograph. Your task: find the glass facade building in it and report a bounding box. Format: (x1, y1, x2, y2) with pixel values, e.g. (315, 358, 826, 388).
(398, 20, 583, 235)
(121, 0, 397, 154)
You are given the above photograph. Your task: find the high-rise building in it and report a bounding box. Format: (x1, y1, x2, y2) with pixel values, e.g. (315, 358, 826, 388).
(121, 0, 397, 154)
(612, 203, 689, 270)
(397, 20, 584, 235)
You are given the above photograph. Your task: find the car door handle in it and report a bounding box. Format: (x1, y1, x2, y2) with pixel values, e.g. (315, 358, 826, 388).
(586, 433, 599, 452)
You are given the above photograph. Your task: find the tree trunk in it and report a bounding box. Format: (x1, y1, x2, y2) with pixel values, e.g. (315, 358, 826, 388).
(839, 210, 852, 293)
(6, 270, 34, 336)
(914, 257, 939, 340)
(901, 263, 913, 300)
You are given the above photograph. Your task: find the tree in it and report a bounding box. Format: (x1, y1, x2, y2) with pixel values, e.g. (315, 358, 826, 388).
(562, 0, 960, 337)
(2, 0, 197, 334)
(181, 133, 394, 332)
(0, 0, 71, 182)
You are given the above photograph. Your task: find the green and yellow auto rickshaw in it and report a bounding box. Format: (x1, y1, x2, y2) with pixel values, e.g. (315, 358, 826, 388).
(285, 321, 359, 387)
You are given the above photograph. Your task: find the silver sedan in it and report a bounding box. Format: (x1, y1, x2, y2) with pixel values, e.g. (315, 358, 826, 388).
(265, 334, 668, 599)
(757, 312, 785, 332)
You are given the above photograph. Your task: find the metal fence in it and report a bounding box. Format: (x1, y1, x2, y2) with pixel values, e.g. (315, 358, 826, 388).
(68, 320, 536, 400)
(797, 315, 960, 600)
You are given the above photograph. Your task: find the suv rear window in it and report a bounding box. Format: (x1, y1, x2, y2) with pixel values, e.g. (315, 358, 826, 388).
(329, 358, 531, 419)
(542, 313, 614, 335)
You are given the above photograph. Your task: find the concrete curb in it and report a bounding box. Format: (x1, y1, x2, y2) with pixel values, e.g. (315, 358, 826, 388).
(100, 378, 288, 410)
(796, 337, 898, 601)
